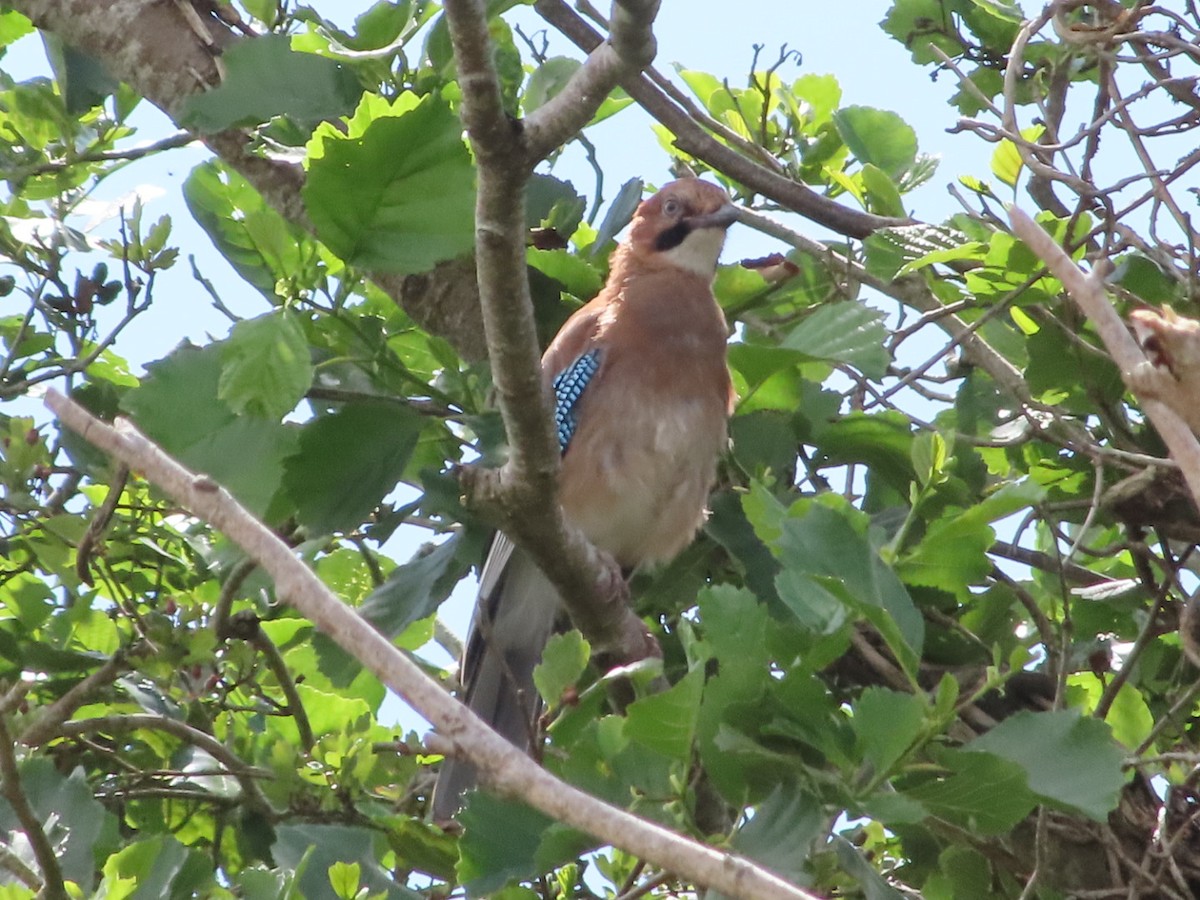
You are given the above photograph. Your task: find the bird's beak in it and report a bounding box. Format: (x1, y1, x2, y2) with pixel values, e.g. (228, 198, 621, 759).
(686, 203, 739, 232)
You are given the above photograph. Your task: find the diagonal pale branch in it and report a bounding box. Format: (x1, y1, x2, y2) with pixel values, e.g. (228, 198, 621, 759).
(1008, 206, 1200, 505)
(43, 389, 820, 900)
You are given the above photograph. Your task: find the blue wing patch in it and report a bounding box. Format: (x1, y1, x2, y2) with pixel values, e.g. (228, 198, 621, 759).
(551, 349, 601, 453)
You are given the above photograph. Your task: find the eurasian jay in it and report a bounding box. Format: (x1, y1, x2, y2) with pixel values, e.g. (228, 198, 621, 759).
(430, 177, 737, 821)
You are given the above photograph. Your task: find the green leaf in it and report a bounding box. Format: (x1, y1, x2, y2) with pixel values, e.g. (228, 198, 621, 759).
(591, 178, 642, 253)
(97, 835, 210, 900)
(812, 411, 916, 494)
(304, 92, 475, 273)
(274, 824, 420, 900)
(834, 106, 918, 179)
(219, 312, 314, 420)
(770, 500, 924, 667)
(706, 783, 823, 899)
(184, 161, 312, 298)
(782, 302, 890, 379)
(526, 173, 586, 237)
(43, 35, 119, 114)
(180, 34, 361, 132)
(457, 794, 593, 896)
(860, 163, 906, 216)
(897, 512, 993, 596)
(328, 861, 361, 900)
(533, 630, 591, 706)
(991, 125, 1044, 188)
(526, 248, 602, 299)
(865, 224, 976, 281)
(625, 668, 704, 761)
(0, 759, 111, 893)
(881, 0, 966, 64)
(965, 708, 1125, 820)
(903, 748, 1035, 834)
(833, 836, 906, 900)
(854, 687, 925, 775)
(523, 57, 580, 112)
(0, 11, 34, 47)
(1066, 674, 1154, 751)
(120, 342, 297, 518)
(359, 536, 468, 638)
(282, 401, 422, 535)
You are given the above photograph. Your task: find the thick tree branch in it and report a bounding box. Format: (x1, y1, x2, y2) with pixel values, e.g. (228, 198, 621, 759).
(43, 390, 819, 900)
(1008, 206, 1200, 506)
(444, 0, 658, 662)
(535, 0, 906, 239)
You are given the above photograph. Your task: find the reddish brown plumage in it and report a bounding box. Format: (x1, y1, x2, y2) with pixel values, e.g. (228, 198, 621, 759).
(543, 178, 734, 565)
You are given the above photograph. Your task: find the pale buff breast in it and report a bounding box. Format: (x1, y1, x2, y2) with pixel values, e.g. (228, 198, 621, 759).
(558, 387, 727, 569)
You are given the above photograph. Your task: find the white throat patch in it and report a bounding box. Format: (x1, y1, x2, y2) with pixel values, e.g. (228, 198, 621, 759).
(660, 226, 726, 277)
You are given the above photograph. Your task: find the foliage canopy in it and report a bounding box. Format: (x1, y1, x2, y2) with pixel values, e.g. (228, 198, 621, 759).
(3, 0, 1200, 897)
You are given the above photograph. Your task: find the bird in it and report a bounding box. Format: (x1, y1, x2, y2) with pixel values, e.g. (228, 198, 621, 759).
(430, 177, 737, 822)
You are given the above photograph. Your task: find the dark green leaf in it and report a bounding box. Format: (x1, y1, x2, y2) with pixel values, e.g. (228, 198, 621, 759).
(902, 748, 1035, 833)
(359, 536, 468, 638)
(180, 34, 361, 132)
(706, 783, 823, 899)
(273, 824, 420, 900)
(770, 500, 924, 665)
(120, 342, 297, 517)
(0, 759, 112, 892)
(591, 178, 642, 254)
(282, 401, 421, 535)
(965, 709, 1125, 820)
(457, 794, 593, 897)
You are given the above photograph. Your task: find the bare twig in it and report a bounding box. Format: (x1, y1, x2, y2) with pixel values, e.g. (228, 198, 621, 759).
(0, 706, 67, 900)
(18, 651, 132, 747)
(38, 710, 276, 815)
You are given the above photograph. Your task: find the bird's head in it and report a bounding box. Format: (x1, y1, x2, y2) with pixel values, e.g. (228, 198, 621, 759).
(625, 178, 737, 278)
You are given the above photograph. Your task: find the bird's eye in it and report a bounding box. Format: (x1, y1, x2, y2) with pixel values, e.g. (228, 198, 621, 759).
(662, 198, 682, 218)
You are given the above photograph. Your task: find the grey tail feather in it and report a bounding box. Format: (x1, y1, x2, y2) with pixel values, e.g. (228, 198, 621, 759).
(430, 545, 560, 823)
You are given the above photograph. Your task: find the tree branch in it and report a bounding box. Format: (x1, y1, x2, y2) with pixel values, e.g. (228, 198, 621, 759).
(535, 0, 905, 239)
(0, 704, 66, 900)
(524, 0, 663, 161)
(444, 0, 658, 662)
(43, 390, 819, 900)
(1008, 205, 1200, 506)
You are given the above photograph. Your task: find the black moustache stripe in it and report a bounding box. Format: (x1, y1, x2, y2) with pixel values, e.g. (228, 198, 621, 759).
(654, 221, 691, 252)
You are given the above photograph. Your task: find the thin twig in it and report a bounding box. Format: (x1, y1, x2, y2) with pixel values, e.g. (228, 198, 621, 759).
(0, 706, 67, 900)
